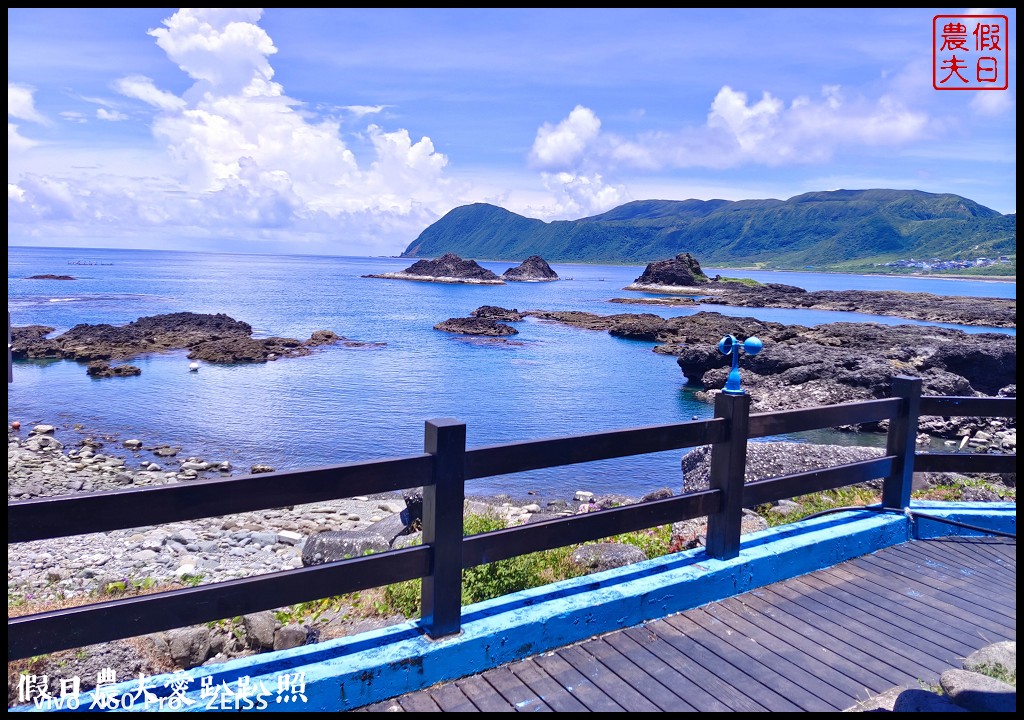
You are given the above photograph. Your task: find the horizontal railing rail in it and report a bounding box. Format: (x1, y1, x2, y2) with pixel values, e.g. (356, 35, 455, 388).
(8, 454, 436, 544)
(464, 418, 727, 479)
(8, 376, 1016, 660)
(748, 397, 901, 438)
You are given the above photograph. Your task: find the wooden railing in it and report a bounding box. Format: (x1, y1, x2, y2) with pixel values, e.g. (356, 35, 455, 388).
(7, 377, 1016, 660)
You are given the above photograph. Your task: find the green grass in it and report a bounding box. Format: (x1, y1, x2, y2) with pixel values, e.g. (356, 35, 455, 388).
(715, 276, 764, 287)
(383, 512, 581, 617)
(972, 662, 1016, 687)
(757, 486, 881, 527)
(912, 474, 1015, 503)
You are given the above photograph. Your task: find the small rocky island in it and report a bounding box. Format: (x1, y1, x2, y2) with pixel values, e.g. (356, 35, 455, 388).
(624, 252, 712, 292)
(9, 312, 358, 367)
(617, 252, 1015, 329)
(502, 255, 559, 282)
(27, 274, 76, 280)
(434, 306, 523, 336)
(363, 253, 505, 285)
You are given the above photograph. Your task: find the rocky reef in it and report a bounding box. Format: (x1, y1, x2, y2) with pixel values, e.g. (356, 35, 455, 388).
(470, 305, 524, 322)
(623, 252, 710, 292)
(523, 308, 1016, 447)
(86, 361, 142, 378)
(10, 312, 351, 365)
(434, 317, 519, 336)
(502, 255, 559, 282)
(613, 283, 1015, 329)
(363, 252, 505, 284)
(696, 284, 1016, 328)
(434, 306, 527, 336)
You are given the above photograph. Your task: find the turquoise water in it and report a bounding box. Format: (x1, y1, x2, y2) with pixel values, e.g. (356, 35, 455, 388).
(6, 247, 1016, 500)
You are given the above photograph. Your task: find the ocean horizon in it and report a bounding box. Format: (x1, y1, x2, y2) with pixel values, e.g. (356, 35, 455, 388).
(7, 245, 1016, 501)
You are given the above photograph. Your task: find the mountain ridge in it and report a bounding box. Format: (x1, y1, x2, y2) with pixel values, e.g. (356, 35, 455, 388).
(400, 189, 1016, 272)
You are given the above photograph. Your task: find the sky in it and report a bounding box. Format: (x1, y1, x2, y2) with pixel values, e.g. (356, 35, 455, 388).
(7, 8, 1017, 257)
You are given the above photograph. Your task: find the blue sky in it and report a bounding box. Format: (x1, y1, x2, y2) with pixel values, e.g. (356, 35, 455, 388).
(8, 8, 1017, 257)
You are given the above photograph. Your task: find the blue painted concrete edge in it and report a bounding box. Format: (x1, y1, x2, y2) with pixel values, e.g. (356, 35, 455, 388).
(13, 500, 1015, 712)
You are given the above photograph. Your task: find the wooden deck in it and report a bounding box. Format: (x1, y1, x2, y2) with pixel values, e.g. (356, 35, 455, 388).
(359, 536, 1016, 712)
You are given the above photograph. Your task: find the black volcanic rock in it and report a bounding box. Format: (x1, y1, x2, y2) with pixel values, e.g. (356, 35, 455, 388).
(86, 361, 142, 378)
(694, 286, 1016, 329)
(502, 255, 559, 282)
(470, 306, 523, 322)
(523, 308, 1016, 441)
(625, 253, 710, 291)
(10, 312, 338, 365)
(27, 274, 75, 280)
(187, 336, 312, 363)
(434, 318, 519, 336)
(363, 253, 504, 284)
(404, 253, 500, 280)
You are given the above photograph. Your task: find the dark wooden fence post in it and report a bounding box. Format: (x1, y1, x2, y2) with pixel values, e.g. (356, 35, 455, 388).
(422, 418, 466, 638)
(883, 376, 923, 509)
(706, 391, 751, 560)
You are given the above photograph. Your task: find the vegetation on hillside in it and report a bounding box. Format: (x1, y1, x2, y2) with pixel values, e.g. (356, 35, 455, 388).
(401, 190, 1016, 274)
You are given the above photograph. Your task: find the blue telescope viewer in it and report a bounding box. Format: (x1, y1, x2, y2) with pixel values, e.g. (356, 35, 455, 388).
(718, 335, 762, 395)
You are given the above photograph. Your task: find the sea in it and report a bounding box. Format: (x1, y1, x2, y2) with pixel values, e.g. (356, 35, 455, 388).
(6, 246, 1017, 502)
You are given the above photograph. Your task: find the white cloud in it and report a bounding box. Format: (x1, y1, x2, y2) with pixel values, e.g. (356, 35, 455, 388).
(707, 86, 786, 154)
(531, 84, 933, 178)
(8, 83, 48, 124)
(148, 8, 276, 97)
(97, 108, 129, 122)
(344, 105, 389, 119)
(9, 7, 471, 253)
(536, 171, 626, 219)
(529, 105, 602, 169)
(8, 123, 39, 152)
(970, 90, 1014, 116)
(114, 75, 186, 111)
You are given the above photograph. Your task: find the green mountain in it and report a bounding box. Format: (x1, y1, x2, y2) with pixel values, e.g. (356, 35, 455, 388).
(400, 189, 1016, 271)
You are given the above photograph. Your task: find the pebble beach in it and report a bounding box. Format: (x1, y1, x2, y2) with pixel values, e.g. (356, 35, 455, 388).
(7, 421, 573, 606)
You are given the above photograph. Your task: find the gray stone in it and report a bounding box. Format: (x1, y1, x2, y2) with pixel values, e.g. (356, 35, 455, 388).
(25, 435, 64, 452)
(364, 512, 412, 543)
(250, 531, 279, 547)
(277, 530, 303, 546)
(242, 611, 277, 650)
(569, 542, 648, 573)
(682, 441, 884, 494)
(846, 686, 967, 712)
(963, 640, 1016, 675)
(640, 488, 674, 503)
(301, 530, 391, 566)
(939, 669, 1016, 712)
(670, 509, 768, 551)
(273, 623, 308, 651)
(166, 625, 211, 669)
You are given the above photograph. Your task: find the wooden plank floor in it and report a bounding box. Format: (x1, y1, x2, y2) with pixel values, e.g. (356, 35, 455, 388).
(358, 536, 1016, 712)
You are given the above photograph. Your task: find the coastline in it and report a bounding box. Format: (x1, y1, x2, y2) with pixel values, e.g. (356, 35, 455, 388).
(362, 272, 505, 285)
(7, 419, 559, 627)
(404, 255, 1016, 282)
